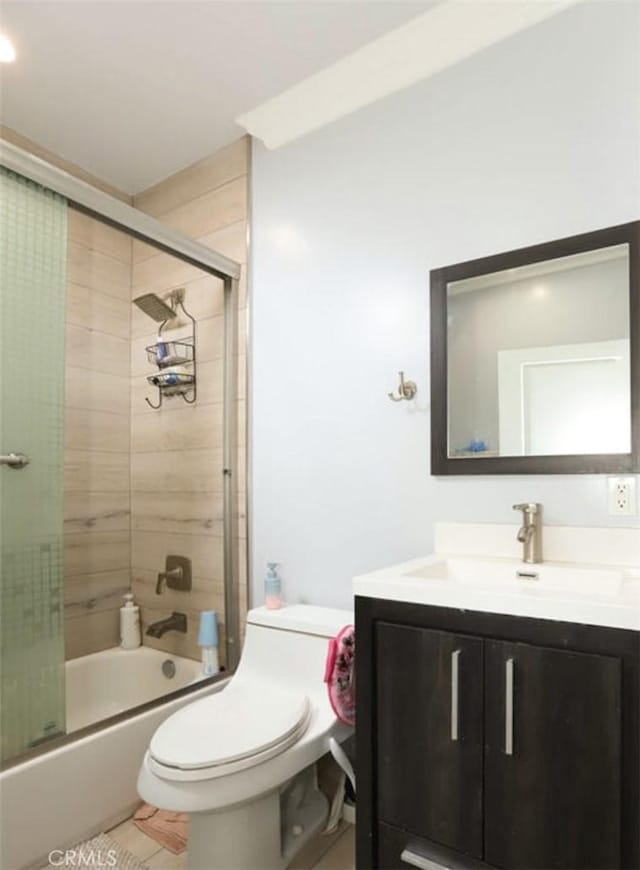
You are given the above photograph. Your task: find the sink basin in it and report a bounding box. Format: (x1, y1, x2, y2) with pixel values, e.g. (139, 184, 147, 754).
(405, 557, 624, 596)
(353, 544, 640, 631)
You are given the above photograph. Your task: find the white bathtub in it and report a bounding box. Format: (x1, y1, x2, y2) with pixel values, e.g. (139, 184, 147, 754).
(65, 645, 204, 733)
(0, 646, 226, 870)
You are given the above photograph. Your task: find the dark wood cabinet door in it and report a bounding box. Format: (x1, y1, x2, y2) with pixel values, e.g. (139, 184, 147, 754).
(484, 640, 622, 869)
(376, 622, 484, 858)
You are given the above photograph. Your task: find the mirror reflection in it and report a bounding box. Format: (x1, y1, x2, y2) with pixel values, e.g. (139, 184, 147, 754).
(447, 244, 631, 458)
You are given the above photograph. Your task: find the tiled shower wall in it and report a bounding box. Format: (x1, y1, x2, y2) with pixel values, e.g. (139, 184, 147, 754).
(131, 137, 249, 663)
(63, 210, 133, 658)
(54, 135, 248, 661)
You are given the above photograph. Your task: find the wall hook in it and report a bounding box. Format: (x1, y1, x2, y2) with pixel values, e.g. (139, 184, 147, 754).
(388, 371, 417, 402)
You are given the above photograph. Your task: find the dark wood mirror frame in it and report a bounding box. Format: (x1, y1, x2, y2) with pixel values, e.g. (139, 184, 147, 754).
(430, 221, 640, 475)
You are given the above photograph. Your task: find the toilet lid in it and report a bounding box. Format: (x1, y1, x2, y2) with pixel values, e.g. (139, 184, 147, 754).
(149, 682, 310, 774)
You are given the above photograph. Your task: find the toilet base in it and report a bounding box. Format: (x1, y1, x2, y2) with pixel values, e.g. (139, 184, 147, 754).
(187, 765, 329, 870)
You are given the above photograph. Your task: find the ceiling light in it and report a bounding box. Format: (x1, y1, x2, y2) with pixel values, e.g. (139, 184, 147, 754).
(0, 33, 16, 64)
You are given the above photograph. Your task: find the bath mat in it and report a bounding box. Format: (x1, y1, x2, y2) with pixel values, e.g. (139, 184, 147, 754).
(133, 802, 188, 855)
(45, 832, 148, 869)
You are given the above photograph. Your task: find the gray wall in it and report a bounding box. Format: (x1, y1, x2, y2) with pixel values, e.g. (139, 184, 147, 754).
(250, 1, 640, 609)
(448, 257, 629, 453)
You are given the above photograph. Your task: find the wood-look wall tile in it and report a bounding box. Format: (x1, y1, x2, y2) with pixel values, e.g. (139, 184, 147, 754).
(65, 609, 120, 660)
(133, 137, 248, 218)
(132, 530, 223, 578)
(67, 282, 130, 340)
(131, 403, 223, 453)
(64, 491, 130, 533)
(64, 530, 130, 576)
(66, 324, 130, 377)
(64, 569, 130, 617)
(65, 450, 130, 493)
(132, 569, 223, 613)
(67, 240, 131, 300)
(131, 492, 223, 536)
(198, 221, 247, 266)
(131, 251, 209, 298)
(65, 366, 130, 416)
(130, 226, 245, 299)
(131, 449, 224, 493)
(196, 315, 226, 363)
(64, 408, 129, 453)
(132, 178, 246, 264)
(61, 141, 249, 662)
(68, 210, 132, 265)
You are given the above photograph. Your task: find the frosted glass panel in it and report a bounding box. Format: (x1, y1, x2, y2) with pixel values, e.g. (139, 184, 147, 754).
(0, 168, 67, 761)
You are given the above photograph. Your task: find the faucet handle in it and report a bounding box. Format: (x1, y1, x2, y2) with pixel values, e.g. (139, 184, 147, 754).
(156, 563, 184, 594)
(513, 502, 541, 514)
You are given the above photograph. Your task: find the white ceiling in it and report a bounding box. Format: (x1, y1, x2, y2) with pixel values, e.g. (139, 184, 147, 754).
(238, 0, 579, 149)
(0, 0, 432, 193)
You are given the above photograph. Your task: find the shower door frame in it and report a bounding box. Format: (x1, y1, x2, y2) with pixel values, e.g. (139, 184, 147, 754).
(0, 138, 244, 676)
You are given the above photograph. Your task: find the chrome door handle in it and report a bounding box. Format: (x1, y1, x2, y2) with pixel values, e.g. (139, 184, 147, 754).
(505, 657, 514, 756)
(0, 452, 30, 469)
(401, 848, 452, 870)
(450, 649, 461, 741)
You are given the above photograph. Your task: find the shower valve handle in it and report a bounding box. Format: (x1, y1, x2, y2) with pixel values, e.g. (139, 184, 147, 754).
(156, 566, 183, 594)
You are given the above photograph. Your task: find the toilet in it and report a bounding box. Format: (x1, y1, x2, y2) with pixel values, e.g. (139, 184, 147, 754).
(138, 604, 354, 870)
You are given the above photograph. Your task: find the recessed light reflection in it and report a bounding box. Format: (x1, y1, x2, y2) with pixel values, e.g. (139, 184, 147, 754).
(0, 33, 16, 63)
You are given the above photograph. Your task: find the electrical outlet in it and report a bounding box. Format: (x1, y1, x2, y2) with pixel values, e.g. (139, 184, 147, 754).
(607, 477, 637, 516)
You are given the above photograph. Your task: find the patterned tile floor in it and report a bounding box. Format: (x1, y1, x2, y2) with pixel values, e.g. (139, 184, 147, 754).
(107, 816, 355, 870)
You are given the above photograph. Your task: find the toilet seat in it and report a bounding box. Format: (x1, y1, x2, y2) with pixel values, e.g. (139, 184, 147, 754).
(148, 682, 311, 783)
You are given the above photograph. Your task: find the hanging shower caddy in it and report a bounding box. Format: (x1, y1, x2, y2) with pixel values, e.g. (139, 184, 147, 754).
(135, 289, 197, 409)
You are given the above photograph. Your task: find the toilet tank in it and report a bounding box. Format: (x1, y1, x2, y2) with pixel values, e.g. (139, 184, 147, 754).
(235, 605, 353, 693)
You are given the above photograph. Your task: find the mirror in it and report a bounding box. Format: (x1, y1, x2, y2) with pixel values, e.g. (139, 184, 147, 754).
(430, 222, 639, 474)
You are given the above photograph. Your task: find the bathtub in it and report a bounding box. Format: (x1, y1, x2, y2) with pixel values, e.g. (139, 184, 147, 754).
(0, 645, 227, 870)
(65, 645, 205, 732)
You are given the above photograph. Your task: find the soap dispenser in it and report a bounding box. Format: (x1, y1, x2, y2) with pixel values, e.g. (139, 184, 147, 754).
(264, 562, 283, 610)
(120, 592, 141, 650)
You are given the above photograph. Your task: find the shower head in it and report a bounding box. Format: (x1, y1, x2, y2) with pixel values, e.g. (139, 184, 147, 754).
(133, 293, 178, 323)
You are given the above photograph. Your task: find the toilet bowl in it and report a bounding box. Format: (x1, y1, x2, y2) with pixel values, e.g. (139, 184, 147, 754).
(138, 604, 353, 870)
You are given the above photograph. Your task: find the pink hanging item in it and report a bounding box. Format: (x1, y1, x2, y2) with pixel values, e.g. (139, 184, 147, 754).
(323, 625, 356, 726)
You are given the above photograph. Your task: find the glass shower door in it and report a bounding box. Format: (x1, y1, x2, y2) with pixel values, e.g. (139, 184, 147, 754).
(0, 168, 67, 761)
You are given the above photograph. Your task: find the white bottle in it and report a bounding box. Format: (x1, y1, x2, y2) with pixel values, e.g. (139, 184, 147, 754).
(120, 592, 141, 649)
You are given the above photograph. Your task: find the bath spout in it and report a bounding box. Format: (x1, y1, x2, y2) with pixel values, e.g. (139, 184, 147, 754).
(146, 612, 187, 638)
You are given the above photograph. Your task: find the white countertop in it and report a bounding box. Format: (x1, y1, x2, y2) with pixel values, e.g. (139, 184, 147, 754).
(353, 553, 640, 631)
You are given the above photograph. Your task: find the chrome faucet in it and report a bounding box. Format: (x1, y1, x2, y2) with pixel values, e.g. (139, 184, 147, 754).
(513, 503, 543, 564)
(146, 611, 188, 638)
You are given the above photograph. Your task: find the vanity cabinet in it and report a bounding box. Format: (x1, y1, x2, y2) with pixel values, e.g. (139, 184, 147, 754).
(356, 598, 639, 870)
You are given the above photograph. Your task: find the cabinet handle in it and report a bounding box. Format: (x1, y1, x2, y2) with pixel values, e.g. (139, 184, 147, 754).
(505, 657, 514, 756)
(401, 848, 452, 870)
(450, 648, 461, 741)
